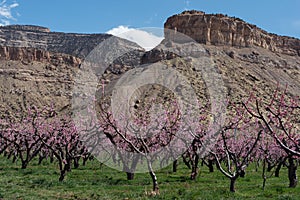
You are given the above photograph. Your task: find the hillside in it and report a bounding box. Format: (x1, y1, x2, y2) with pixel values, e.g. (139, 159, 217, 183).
(0, 11, 299, 119)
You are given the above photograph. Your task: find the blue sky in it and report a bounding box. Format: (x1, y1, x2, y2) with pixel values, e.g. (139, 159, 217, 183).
(1, 0, 300, 39)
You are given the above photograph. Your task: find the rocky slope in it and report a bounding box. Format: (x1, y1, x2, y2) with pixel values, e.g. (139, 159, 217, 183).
(0, 26, 144, 119)
(146, 10, 300, 107)
(0, 11, 299, 120)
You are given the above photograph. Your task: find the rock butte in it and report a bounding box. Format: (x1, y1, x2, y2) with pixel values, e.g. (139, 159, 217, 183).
(164, 10, 300, 56)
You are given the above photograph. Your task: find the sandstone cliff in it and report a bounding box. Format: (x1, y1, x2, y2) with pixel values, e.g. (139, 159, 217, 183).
(0, 46, 81, 67)
(164, 10, 300, 56)
(0, 25, 111, 58)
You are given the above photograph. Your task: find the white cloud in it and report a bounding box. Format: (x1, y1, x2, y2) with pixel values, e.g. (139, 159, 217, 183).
(0, 0, 19, 26)
(106, 26, 164, 51)
(185, 0, 190, 7)
(184, 0, 190, 10)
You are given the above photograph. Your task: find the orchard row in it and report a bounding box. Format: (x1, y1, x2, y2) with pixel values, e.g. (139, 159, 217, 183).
(0, 87, 299, 193)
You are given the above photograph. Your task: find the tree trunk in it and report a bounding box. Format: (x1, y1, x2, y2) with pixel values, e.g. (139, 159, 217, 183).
(182, 155, 191, 169)
(149, 170, 159, 192)
(267, 162, 273, 172)
(190, 154, 199, 180)
(262, 175, 267, 191)
(82, 156, 89, 166)
(66, 163, 71, 172)
(123, 154, 139, 180)
(73, 158, 80, 169)
(126, 172, 135, 180)
(7, 151, 12, 159)
(123, 166, 135, 180)
(21, 161, 27, 169)
(38, 155, 45, 165)
(262, 157, 267, 190)
(173, 160, 178, 173)
(59, 170, 66, 182)
(240, 169, 246, 178)
(230, 177, 237, 192)
(255, 160, 260, 172)
(275, 161, 283, 177)
(12, 155, 17, 163)
(147, 159, 159, 193)
(288, 157, 298, 188)
(208, 159, 214, 172)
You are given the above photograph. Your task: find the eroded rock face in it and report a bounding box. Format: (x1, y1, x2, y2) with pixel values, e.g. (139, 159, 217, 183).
(0, 25, 111, 58)
(0, 46, 81, 67)
(0, 11, 299, 120)
(0, 27, 144, 119)
(2, 25, 51, 33)
(164, 10, 300, 56)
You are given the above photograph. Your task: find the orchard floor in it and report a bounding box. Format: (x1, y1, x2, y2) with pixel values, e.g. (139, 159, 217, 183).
(0, 156, 299, 199)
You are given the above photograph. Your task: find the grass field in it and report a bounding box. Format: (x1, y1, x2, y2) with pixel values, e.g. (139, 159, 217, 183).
(0, 156, 299, 200)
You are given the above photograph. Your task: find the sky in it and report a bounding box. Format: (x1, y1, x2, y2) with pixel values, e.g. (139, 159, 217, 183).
(0, 0, 300, 46)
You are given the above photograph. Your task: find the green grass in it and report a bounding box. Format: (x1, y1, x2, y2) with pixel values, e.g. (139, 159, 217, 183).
(0, 156, 299, 199)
